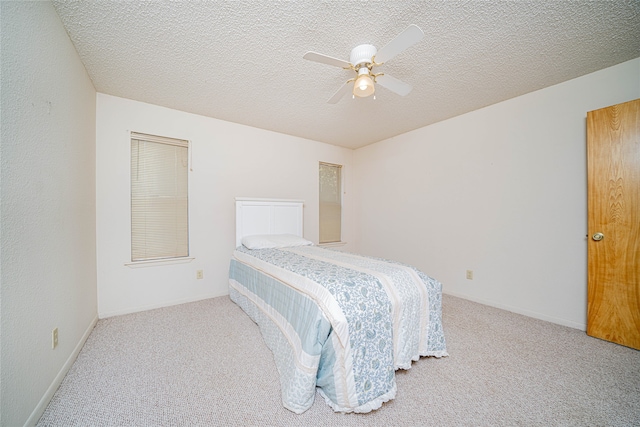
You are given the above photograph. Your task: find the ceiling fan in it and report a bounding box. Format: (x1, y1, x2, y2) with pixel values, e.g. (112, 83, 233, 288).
(303, 25, 424, 104)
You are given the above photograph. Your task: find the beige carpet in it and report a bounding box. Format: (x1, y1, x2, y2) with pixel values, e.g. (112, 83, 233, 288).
(37, 294, 640, 426)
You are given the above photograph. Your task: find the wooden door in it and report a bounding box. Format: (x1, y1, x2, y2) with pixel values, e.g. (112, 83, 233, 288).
(586, 98, 640, 350)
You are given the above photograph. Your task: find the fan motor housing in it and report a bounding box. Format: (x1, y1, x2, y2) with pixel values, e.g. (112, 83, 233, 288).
(350, 44, 377, 68)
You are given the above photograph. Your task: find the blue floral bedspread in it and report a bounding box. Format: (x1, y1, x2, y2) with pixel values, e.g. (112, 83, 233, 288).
(229, 245, 447, 414)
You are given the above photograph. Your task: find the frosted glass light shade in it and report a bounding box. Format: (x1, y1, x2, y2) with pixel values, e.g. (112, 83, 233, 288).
(353, 74, 375, 97)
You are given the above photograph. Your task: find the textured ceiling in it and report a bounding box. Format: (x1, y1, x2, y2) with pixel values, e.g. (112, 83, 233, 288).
(52, 1, 640, 149)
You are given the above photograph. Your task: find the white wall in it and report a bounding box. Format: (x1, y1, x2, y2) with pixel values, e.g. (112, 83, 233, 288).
(96, 94, 353, 318)
(0, 2, 98, 426)
(353, 58, 640, 330)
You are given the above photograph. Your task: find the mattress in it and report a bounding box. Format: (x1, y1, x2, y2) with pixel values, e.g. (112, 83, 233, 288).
(228, 245, 447, 413)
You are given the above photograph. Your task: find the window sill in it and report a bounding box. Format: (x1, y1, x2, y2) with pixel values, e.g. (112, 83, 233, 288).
(318, 241, 347, 248)
(125, 257, 195, 268)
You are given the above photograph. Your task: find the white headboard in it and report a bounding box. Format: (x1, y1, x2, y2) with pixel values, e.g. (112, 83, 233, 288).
(235, 198, 304, 247)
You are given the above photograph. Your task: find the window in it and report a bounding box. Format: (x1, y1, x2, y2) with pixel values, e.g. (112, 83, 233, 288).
(319, 162, 342, 244)
(130, 132, 189, 262)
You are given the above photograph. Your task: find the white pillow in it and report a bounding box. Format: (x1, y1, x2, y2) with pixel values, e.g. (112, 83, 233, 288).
(241, 234, 313, 249)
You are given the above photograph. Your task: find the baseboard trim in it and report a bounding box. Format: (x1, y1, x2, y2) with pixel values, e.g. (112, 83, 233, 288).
(24, 315, 99, 427)
(98, 293, 223, 319)
(443, 291, 587, 331)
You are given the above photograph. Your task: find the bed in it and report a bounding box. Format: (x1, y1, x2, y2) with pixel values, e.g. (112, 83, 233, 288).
(228, 198, 447, 414)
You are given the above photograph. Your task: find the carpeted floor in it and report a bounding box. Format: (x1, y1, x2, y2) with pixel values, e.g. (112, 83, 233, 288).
(37, 294, 640, 426)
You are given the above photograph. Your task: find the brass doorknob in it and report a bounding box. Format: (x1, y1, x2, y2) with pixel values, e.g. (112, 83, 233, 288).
(592, 232, 604, 241)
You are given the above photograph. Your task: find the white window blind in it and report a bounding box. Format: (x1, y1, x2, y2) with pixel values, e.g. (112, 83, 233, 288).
(319, 162, 342, 244)
(131, 132, 189, 262)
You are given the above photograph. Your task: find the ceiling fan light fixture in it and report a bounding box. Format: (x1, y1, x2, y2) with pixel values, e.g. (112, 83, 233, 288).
(353, 67, 375, 98)
(303, 25, 424, 103)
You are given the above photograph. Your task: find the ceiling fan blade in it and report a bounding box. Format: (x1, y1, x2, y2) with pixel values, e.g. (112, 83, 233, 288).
(375, 74, 413, 96)
(327, 80, 353, 104)
(374, 24, 424, 64)
(303, 51, 352, 69)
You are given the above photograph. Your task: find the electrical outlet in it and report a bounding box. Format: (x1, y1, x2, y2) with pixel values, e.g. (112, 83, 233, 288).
(466, 270, 474, 280)
(196, 270, 204, 279)
(52, 328, 58, 349)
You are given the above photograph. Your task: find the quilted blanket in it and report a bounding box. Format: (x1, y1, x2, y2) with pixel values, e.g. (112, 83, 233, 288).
(228, 245, 447, 413)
